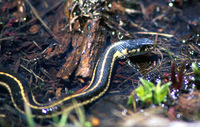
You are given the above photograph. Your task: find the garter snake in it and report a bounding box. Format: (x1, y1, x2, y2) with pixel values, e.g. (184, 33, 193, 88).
(0, 38, 154, 118)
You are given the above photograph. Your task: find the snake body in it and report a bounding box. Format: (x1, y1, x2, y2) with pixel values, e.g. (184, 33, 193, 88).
(0, 38, 154, 118)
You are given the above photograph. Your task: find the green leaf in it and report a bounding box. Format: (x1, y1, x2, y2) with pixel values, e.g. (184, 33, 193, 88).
(154, 81, 171, 104)
(136, 79, 155, 103)
(192, 62, 200, 75)
(127, 95, 133, 105)
(136, 84, 152, 102)
(136, 78, 171, 105)
(160, 82, 171, 94)
(85, 121, 92, 127)
(139, 78, 155, 88)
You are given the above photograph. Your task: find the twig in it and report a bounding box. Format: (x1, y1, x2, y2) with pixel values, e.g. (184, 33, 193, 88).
(0, 0, 63, 39)
(32, 41, 42, 50)
(139, 1, 149, 19)
(125, 8, 142, 14)
(25, 0, 57, 39)
(20, 64, 44, 82)
(130, 21, 148, 32)
(0, 33, 27, 41)
(134, 32, 174, 38)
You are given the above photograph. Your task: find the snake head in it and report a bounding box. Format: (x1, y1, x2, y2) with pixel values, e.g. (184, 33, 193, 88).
(125, 38, 154, 56)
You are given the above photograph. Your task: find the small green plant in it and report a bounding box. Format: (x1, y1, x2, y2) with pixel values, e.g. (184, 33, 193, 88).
(24, 99, 92, 127)
(192, 62, 200, 80)
(191, 62, 200, 89)
(135, 78, 171, 105)
(24, 101, 35, 127)
(55, 100, 92, 127)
